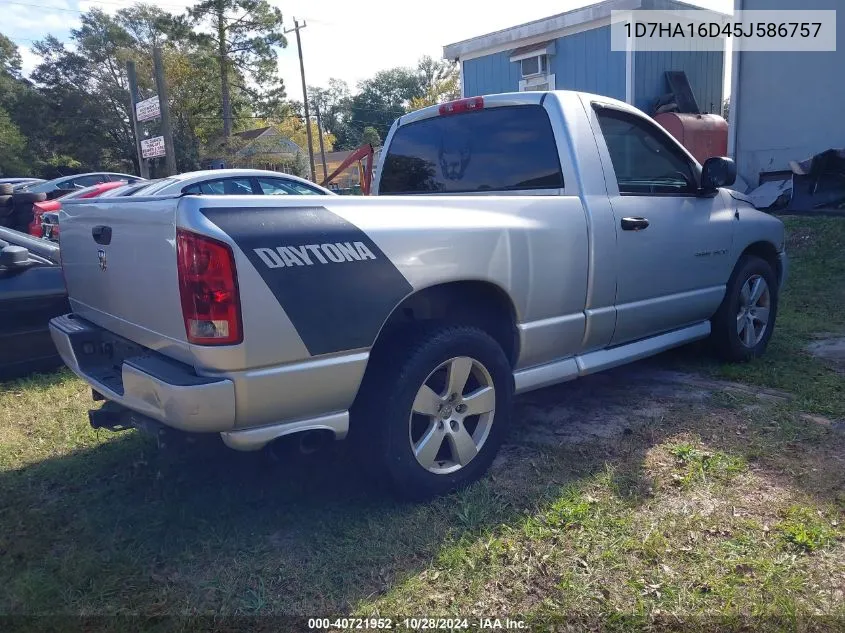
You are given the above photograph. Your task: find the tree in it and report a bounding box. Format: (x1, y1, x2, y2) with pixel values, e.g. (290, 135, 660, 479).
(189, 0, 287, 138)
(0, 108, 26, 175)
(117, 3, 191, 48)
(275, 102, 334, 157)
(409, 56, 460, 110)
(308, 79, 352, 147)
(361, 126, 380, 147)
(31, 11, 139, 173)
(343, 68, 422, 149)
(1, 33, 46, 175)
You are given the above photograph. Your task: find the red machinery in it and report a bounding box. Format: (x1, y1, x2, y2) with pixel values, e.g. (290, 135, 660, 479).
(653, 112, 728, 165)
(320, 143, 375, 195)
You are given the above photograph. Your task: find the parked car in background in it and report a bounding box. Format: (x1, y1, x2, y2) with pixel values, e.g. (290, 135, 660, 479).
(31, 180, 130, 239)
(0, 227, 68, 380)
(96, 180, 164, 198)
(17, 172, 144, 197)
(5, 173, 145, 234)
(120, 169, 334, 197)
(0, 178, 45, 190)
(12, 179, 46, 191)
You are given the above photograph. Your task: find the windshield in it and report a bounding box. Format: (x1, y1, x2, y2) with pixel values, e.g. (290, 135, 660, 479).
(13, 180, 43, 191)
(19, 179, 64, 193)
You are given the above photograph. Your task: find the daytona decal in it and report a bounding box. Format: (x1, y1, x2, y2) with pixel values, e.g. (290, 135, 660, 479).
(254, 241, 377, 268)
(200, 206, 413, 357)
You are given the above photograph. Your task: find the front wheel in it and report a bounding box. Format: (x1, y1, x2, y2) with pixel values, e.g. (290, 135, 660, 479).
(712, 255, 779, 362)
(360, 326, 513, 500)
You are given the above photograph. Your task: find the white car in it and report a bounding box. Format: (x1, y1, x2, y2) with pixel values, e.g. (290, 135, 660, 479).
(117, 169, 334, 198)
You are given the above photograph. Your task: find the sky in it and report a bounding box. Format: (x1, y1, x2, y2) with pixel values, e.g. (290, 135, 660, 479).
(3, 0, 733, 101)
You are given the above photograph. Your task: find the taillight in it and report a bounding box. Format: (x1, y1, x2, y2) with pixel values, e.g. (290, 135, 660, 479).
(28, 205, 45, 238)
(439, 96, 484, 116)
(176, 228, 242, 345)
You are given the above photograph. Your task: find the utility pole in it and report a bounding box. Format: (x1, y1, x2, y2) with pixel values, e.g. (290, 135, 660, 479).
(126, 60, 150, 179)
(314, 101, 328, 183)
(153, 47, 177, 176)
(285, 18, 316, 181)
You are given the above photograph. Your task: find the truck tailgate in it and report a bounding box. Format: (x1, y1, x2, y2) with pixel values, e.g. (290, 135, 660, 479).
(58, 196, 192, 363)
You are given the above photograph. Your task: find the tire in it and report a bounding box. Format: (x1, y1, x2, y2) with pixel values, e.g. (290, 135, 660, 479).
(12, 192, 47, 204)
(356, 325, 513, 500)
(13, 207, 34, 231)
(711, 255, 779, 362)
(0, 195, 12, 219)
(0, 184, 13, 195)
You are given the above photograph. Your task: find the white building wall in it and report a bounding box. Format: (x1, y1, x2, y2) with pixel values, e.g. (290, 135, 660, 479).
(732, 0, 845, 186)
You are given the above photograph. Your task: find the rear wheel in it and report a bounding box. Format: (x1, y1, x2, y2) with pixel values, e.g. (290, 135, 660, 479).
(358, 326, 513, 500)
(712, 255, 778, 361)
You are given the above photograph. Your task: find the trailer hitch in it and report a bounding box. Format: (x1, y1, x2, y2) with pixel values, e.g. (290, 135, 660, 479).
(88, 401, 193, 450)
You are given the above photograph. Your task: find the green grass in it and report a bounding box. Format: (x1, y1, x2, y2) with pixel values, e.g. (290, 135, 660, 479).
(776, 506, 840, 553)
(689, 217, 845, 417)
(1, 216, 845, 630)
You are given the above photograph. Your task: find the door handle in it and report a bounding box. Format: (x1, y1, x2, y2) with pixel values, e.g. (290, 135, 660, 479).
(92, 225, 112, 245)
(621, 217, 649, 231)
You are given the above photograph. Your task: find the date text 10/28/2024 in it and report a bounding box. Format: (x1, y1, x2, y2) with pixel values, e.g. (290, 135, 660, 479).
(308, 617, 527, 630)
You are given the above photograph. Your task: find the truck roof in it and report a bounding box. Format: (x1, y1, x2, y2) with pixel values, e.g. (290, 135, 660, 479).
(398, 89, 634, 127)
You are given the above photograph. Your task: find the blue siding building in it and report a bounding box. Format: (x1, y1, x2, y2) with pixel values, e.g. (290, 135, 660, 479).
(444, 0, 725, 116)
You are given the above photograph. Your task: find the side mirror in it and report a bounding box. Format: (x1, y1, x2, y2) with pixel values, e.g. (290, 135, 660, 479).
(701, 156, 737, 192)
(0, 245, 30, 270)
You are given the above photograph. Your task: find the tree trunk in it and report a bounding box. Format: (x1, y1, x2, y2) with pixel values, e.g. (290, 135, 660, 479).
(217, 3, 231, 138)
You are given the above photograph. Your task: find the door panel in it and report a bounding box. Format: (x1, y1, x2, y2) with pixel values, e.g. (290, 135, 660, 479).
(610, 194, 735, 344)
(590, 104, 735, 345)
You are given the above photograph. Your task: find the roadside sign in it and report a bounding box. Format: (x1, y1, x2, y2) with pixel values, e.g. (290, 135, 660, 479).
(141, 135, 166, 158)
(135, 96, 160, 122)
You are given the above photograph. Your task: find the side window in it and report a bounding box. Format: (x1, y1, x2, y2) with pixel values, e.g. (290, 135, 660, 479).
(379, 105, 564, 194)
(594, 107, 696, 195)
(256, 177, 321, 195)
(182, 178, 255, 195)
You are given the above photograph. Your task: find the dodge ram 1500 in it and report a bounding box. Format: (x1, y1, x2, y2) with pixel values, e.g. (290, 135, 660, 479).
(49, 91, 787, 498)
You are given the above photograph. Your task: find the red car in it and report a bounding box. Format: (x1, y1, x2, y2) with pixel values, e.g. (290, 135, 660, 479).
(29, 180, 130, 238)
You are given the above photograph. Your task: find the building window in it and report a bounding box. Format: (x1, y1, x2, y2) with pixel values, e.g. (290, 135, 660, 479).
(520, 54, 547, 78)
(510, 42, 555, 93)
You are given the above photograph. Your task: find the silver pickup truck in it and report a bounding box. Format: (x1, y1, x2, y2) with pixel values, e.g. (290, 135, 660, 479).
(49, 90, 787, 498)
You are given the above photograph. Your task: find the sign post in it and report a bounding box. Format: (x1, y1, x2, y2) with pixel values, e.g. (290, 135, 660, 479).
(153, 47, 177, 176)
(126, 61, 150, 179)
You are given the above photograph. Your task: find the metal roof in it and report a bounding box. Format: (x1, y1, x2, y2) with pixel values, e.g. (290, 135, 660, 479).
(443, 0, 728, 60)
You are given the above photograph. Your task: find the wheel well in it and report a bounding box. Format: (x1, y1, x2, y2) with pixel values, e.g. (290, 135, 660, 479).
(372, 281, 520, 367)
(741, 241, 781, 282)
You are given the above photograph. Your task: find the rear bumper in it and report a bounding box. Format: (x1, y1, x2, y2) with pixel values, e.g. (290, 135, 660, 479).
(49, 314, 236, 432)
(49, 314, 354, 450)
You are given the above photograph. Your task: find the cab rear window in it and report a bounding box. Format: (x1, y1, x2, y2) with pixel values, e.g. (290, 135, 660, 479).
(379, 105, 563, 194)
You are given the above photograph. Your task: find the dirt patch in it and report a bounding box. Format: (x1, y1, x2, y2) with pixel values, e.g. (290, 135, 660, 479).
(507, 362, 792, 449)
(806, 337, 845, 373)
